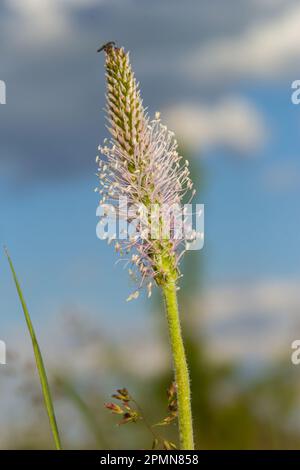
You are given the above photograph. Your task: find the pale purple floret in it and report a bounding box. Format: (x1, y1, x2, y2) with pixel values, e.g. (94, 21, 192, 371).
(96, 44, 195, 299)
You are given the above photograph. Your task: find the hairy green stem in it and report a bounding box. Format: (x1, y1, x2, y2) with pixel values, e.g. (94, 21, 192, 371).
(5, 248, 62, 450)
(162, 279, 194, 450)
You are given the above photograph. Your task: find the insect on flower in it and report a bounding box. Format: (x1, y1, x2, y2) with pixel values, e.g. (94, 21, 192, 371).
(97, 41, 116, 53)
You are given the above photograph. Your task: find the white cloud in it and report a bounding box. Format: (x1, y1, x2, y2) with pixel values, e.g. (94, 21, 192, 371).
(203, 279, 300, 322)
(5, 0, 107, 44)
(164, 97, 266, 154)
(185, 4, 300, 82)
(7, 0, 69, 43)
(200, 279, 300, 363)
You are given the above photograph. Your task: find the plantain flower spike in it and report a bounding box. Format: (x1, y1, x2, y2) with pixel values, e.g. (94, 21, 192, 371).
(96, 43, 195, 298)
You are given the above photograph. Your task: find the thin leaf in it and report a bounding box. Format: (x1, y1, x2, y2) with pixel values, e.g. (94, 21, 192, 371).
(4, 247, 62, 450)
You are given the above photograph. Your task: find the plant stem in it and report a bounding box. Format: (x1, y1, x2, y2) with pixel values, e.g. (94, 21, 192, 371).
(131, 398, 163, 445)
(5, 247, 62, 450)
(162, 279, 194, 450)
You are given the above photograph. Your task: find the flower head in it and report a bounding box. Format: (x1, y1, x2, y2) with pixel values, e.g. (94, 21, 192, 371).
(96, 44, 195, 296)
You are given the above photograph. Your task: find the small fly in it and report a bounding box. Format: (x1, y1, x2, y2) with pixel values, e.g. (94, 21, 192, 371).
(97, 41, 116, 53)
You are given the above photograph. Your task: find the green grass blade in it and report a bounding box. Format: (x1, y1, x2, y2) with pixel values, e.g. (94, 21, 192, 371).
(4, 247, 62, 450)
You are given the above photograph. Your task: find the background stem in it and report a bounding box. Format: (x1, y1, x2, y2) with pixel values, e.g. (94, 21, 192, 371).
(162, 279, 194, 450)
